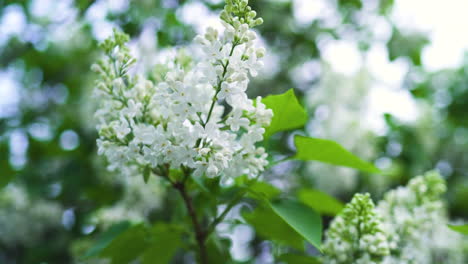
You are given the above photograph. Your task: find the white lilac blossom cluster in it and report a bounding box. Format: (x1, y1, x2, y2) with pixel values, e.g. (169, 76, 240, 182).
(91, 0, 272, 181)
(378, 171, 467, 264)
(322, 193, 390, 264)
(324, 171, 468, 264)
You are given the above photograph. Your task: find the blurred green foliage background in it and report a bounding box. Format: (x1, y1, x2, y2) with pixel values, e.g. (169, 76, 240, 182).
(1, 0, 467, 263)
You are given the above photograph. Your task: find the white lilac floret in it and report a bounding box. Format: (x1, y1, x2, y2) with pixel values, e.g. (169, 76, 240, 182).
(91, 0, 272, 182)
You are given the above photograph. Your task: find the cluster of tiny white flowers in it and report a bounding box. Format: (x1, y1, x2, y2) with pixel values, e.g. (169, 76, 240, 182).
(377, 171, 467, 264)
(91, 0, 272, 181)
(323, 193, 390, 264)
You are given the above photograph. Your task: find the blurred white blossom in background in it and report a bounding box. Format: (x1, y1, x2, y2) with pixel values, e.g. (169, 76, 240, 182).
(0, 184, 63, 246)
(377, 171, 468, 263)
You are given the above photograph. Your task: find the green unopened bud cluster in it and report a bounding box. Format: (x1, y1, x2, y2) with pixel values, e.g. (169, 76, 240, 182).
(408, 170, 446, 202)
(323, 193, 390, 264)
(91, 29, 136, 100)
(99, 29, 130, 55)
(323, 171, 468, 264)
(221, 0, 263, 28)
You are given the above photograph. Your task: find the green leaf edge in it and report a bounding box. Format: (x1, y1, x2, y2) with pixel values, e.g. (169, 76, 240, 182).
(82, 221, 134, 259)
(292, 135, 380, 173)
(269, 199, 323, 251)
(262, 89, 308, 139)
(298, 188, 344, 216)
(448, 224, 468, 235)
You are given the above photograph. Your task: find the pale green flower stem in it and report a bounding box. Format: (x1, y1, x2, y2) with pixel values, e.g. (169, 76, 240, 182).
(202, 42, 239, 128)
